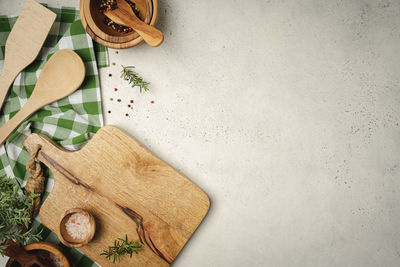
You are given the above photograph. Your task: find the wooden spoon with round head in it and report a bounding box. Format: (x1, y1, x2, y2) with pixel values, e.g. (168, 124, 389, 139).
(104, 0, 163, 47)
(0, 49, 85, 146)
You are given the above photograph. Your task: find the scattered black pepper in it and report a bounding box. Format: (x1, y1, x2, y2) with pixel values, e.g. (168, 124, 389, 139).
(117, 99, 121, 102)
(128, 104, 131, 107)
(125, 113, 129, 117)
(108, 74, 112, 77)
(108, 110, 111, 113)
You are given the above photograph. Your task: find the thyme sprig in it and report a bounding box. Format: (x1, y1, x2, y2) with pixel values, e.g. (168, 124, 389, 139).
(101, 234, 142, 263)
(121, 65, 150, 93)
(0, 176, 42, 255)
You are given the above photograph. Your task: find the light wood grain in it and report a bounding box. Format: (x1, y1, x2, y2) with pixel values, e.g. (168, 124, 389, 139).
(0, 0, 56, 111)
(24, 125, 210, 266)
(0, 50, 85, 146)
(104, 0, 163, 47)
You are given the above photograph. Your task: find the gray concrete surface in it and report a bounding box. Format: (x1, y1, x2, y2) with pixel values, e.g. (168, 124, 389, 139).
(1, 0, 400, 266)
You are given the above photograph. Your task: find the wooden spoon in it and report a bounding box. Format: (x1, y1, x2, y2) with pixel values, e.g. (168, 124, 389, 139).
(104, 0, 163, 47)
(0, 50, 85, 146)
(0, 0, 56, 111)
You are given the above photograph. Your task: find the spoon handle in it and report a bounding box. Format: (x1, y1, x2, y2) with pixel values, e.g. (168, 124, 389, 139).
(0, 100, 37, 146)
(114, 8, 164, 47)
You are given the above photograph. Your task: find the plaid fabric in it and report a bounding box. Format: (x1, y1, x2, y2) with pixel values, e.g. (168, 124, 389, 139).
(0, 5, 107, 267)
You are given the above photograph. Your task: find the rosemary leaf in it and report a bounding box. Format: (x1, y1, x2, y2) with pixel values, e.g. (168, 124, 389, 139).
(101, 234, 142, 263)
(120, 65, 150, 93)
(0, 176, 42, 255)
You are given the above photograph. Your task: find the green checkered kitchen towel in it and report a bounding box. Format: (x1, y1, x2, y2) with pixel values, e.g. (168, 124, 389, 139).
(0, 5, 107, 267)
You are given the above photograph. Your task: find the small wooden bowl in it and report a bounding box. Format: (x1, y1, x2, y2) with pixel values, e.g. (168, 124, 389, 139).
(6, 241, 70, 267)
(58, 208, 96, 248)
(80, 0, 159, 49)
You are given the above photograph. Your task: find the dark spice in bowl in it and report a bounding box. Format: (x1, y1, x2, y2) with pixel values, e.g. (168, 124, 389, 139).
(9, 250, 63, 267)
(100, 0, 141, 33)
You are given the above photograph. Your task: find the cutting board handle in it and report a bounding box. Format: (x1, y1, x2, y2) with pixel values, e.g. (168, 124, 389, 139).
(24, 133, 70, 162)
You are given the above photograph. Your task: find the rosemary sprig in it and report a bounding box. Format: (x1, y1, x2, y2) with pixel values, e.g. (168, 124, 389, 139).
(121, 65, 150, 93)
(0, 176, 42, 255)
(101, 234, 142, 263)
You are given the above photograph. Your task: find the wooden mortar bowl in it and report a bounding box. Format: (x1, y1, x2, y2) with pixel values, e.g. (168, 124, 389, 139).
(6, 242, 70, 267)
(80, 0, 159, 49)
(58, 208, 96, 248)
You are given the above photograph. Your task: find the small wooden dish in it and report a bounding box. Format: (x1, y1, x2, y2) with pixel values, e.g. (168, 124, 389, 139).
(58, 208, 96, 248)
(6, 241, 70, 267)
(80, 0, 159, 49)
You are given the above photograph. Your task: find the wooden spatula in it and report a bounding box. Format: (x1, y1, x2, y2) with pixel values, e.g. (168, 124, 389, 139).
(104, 0, 164, 47)
(0, 50, 85, 146)
(0, 0, 56, 111)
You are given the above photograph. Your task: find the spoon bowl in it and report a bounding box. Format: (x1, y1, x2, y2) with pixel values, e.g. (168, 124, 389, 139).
(30, 50, 85, 102)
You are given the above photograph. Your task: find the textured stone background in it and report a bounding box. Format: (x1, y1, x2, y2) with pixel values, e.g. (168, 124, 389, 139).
(1, 0, 400, 266)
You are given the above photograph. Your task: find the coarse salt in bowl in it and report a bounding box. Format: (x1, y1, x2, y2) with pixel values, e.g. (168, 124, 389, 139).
(59, 208, 96, 248)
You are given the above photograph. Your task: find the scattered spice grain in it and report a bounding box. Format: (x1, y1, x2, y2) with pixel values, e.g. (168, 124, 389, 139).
(114, 88, 118, 91)
(130, 100, 134, 103)
(108, 74, 112, 77)
(117, 99, 121, 102)
(151, 100, 154, 104)
(108, 110, 111, 113)
(109, 97, 113, 101)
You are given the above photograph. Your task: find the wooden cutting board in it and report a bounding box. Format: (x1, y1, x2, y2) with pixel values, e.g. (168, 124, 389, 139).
(24, 126, 210, 266)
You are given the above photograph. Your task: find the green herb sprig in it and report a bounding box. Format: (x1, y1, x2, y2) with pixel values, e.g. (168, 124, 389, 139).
(101, 234, 142, 263)
(121, 65, 150, 93)
(0, 176, 41, 255)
